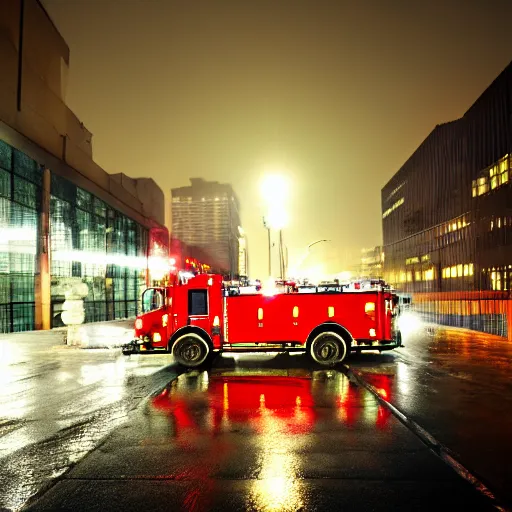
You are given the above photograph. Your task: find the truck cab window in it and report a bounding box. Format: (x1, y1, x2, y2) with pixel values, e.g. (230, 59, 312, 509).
(189, 290, 208, 316)
(142, 288, 165, 313)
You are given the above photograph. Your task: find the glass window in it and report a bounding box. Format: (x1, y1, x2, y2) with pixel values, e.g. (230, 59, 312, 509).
(142, 287, 164, 313)
(51, 173, 76, 203)
(77, 188, 93, 212)
(13, 150, 41, 186)
(0, 140, 12, 171)
(13, 177, 39, 210)
(0, 168, 10, 198)
(189, 289, 208, 316)
(94, 197, 107, 218)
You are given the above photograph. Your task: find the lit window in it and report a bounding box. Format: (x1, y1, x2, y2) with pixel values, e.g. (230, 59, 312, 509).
(457, 264, 463, 277)
(469, 263, 474, 276)
(451, 266, 457, 278)
(498, 218, 502, 228)
(463, 264, 469, 277)
(425, 268, 434, 281)
(415, 271, 421, 281)
(406, 271, 412, 282)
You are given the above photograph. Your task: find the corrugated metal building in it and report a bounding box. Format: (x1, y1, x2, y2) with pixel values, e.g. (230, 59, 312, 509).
(382, 61, 512, 337)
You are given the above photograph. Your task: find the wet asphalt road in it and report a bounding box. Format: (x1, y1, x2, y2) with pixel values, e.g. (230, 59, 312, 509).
(1, 324, 510, 511)
(0, 332, 175, 511)
(22, 351, 496, 512)
(346, 324, 512, 507)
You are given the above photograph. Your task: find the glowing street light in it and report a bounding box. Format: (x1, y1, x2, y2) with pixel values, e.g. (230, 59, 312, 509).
(260, 174, 289, 205)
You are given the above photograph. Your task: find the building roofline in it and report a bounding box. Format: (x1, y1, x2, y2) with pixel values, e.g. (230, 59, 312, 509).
(36, 0, 70, 64)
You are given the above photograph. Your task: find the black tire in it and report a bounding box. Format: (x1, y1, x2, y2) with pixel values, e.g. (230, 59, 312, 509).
(308, 331, 348, 366)
(172, 333, 210, 368)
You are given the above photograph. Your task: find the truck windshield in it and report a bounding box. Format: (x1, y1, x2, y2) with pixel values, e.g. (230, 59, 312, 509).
(142, 288, 165, 313)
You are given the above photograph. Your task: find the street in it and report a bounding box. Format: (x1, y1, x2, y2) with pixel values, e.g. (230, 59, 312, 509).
(0, 326, 509, 511)
(346, 324, 512, 506)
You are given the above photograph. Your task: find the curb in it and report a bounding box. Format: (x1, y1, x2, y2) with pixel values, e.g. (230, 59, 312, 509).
(343, 364, 508, 512)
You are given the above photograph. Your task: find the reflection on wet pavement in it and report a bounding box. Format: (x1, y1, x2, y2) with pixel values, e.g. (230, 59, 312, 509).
(25, 354, 494, 512)
(150, 369, 392, 511)
(0, 333, 174, 511)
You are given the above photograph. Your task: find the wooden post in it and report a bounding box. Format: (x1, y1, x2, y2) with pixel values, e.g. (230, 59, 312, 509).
(34, 167, 51, 330)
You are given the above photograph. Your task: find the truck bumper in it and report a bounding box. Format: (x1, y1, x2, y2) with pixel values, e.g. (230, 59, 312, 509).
(121, 338, 153, 355)
(352, 332, 402, 352)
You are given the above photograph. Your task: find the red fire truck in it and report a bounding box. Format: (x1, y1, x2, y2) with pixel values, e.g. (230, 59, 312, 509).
(123, 273, 402, 367)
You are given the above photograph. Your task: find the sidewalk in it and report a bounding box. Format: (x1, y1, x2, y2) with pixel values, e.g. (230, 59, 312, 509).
(0, 320, 134, 349)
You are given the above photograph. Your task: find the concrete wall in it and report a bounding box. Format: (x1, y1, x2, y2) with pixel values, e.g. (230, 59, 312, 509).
(111, 174, 165, 226)
(0, 0, 165, 229)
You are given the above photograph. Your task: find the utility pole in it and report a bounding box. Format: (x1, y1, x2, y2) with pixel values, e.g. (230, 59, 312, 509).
(263, 217, 271, 277)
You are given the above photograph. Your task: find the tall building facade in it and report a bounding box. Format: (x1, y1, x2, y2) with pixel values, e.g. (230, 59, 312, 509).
(171, 178, 241, 276)
(0, 0, 167, 332)
(381, 61, 512, 338)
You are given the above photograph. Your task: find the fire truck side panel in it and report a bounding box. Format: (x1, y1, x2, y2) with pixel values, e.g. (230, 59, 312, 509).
(225, 292, 385, 345)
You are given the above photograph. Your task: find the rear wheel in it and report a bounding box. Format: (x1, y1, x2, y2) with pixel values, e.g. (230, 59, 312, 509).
(172, 333, 210, 368)
(309, 331, 348, 366)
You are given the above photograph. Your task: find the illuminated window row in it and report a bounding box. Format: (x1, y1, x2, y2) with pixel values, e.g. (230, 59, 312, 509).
(385, 181, 406, 202)
(472, 154, 509, 197)
(382, 197, 404, 219)
(442, 263, 474, 279)
(405, 254, 430, 265)
(436, 215, 470, 237)
(387, 267, 435, 284)
(483, 265, 512, 291)
(490, 216, 511, 230)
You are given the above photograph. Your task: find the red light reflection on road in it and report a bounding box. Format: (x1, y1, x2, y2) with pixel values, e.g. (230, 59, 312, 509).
(150, 371, 393, 511)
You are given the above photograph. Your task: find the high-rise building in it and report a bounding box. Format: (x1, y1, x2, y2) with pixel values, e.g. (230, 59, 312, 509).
(171, 178, 241, 276)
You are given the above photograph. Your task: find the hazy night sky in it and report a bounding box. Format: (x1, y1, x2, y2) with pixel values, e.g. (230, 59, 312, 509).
(42, 0, 512, 277)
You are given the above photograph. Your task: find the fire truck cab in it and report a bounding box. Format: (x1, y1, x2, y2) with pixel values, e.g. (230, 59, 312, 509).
(124, 273, 402, 368)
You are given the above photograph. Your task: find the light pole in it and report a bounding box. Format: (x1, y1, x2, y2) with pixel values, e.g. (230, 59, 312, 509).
(260, 174, 289, 279)
(292, 239, 331, 278)
(263, 217, 271, 277)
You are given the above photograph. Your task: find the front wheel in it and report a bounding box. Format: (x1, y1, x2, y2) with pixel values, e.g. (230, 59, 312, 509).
(309, 331, 348, 366)
(172, 333, 210, 368)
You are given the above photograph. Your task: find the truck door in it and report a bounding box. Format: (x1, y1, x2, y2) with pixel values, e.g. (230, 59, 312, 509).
(187, 288, 210, 333)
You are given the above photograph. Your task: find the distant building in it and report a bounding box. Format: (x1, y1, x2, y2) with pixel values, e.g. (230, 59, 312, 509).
(360, 246, 383, 278)
(381, 61, 512, 338)
(171, 178, 241, 276)
(0, 0, 167, 333)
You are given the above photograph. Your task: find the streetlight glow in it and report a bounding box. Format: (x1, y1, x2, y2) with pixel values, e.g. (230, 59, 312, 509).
(260, 174, 289, 205)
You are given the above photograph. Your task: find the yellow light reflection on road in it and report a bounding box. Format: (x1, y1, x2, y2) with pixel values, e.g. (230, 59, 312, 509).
(249, 392, 305, 512)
